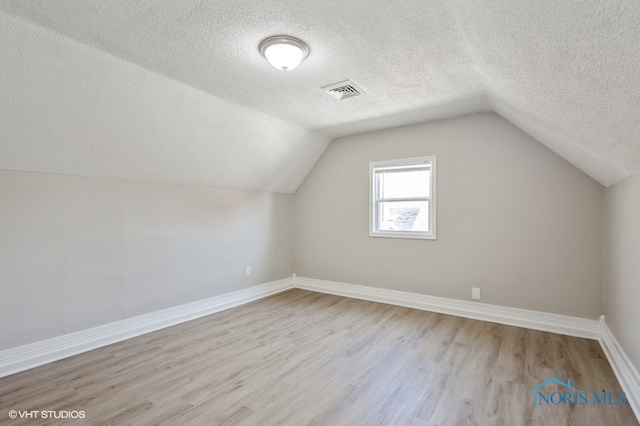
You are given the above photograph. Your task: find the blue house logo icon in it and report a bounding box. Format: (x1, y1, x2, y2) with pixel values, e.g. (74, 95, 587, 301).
(530, 378, 577, 407)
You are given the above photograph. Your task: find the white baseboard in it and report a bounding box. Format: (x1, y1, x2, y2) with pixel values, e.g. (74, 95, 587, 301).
(293, 276, 601, 339)
(293, 276, 638, 422)
(0, 278, 293, 378)
(599, 318, 640, 420)
(2, 274, 637, 423)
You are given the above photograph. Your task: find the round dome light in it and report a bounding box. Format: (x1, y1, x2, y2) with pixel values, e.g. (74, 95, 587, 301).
(259, 36, 309, 71)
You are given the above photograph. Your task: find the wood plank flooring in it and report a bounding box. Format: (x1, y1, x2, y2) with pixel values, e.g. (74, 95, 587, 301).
(0, 289, 637, 425)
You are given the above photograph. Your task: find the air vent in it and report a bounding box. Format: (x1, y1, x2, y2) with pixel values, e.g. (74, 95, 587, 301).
(322, 80, 364, 100)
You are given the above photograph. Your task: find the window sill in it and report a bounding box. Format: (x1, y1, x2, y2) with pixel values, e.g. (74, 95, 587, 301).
(369, 231, 437, 240)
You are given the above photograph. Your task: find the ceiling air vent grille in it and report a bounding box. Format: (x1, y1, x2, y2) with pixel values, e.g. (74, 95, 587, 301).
(322, 80, 364, 100)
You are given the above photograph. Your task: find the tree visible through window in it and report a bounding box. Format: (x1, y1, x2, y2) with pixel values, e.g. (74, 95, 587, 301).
(370, 156, 436, 239)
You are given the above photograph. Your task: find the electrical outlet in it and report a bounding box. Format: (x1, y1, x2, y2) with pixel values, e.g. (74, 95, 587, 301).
(472, 287, 481, 300)
(245, 266, 251, 277)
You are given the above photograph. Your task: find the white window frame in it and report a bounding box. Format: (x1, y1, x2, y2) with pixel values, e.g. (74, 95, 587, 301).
(369, 156, 436, 240)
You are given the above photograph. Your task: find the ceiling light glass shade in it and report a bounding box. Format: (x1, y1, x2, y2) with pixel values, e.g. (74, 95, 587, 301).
(259, 36, 309, 71)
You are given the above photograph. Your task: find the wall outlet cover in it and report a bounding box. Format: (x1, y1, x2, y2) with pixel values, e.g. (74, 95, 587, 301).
(472, 287, 481, 300)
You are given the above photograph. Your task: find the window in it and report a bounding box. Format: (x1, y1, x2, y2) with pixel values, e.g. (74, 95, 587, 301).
(370, 156, 436, 239)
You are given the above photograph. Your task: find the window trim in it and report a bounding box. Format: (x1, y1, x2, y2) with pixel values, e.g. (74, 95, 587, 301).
(369, 156, 437, 240)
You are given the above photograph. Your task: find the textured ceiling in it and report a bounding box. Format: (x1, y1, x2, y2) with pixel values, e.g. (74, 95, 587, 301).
(1, 0, 639, 190)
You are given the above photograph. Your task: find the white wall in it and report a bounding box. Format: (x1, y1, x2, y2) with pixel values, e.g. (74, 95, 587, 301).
(605, 173, 640, 370)
(0, 170, 293, 351)
(294, 113, 604, 318)
(0, 12, 329, 193)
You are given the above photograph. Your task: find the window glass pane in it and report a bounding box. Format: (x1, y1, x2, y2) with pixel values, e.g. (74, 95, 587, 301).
(379, 169, 430, 199)
(377, 200, 429, 232)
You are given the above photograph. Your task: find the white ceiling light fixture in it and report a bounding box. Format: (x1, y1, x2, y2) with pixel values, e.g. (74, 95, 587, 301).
(259, 36, 309, 71)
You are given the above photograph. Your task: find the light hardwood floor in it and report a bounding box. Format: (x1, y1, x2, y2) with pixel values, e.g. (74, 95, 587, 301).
(0, 289, 637, 425)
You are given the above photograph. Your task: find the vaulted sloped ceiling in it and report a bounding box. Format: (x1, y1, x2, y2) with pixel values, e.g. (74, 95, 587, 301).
(1, 0, 639, 191)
